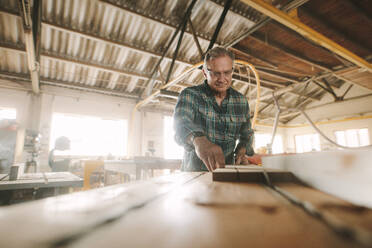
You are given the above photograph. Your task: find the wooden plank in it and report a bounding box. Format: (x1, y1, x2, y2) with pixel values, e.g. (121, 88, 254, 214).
(69, 173, 360, 248)
(213, 166, 299, 183)
(212, 168, 239, 182)
(278, 182, 372, 232)
(262, 148, 372, 208)
(0, 172, 203, 248)
(276, 182, 372, 246)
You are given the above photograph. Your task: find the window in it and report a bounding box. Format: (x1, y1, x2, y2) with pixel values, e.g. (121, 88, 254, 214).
(0, 108, 16, 120)
(335, 128, 370, 147)
(50, 113, 127, 156)
(254, 133, 283, 154)
(163, 116, 183, 159)
(295, 134, 320, 153)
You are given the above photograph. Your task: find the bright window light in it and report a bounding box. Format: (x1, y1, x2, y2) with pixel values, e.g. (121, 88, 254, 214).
(295, 133, 320, 153)
(335, 128, 370, 147)
(254, 133, 283, 154)
(50, 113, 127, 156)
(0, 108, 16, 120)
(163, 116, 183, 159)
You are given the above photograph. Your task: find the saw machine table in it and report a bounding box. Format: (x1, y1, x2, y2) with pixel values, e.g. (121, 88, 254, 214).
(0, 169, 371, 248)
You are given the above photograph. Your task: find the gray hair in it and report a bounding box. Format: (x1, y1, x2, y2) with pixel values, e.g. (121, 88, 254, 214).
(203, 46, 235, 67)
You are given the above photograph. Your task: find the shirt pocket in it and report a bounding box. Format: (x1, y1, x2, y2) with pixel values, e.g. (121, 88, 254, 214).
(227, 115, 247, 139)
(197, 105, 216, 137)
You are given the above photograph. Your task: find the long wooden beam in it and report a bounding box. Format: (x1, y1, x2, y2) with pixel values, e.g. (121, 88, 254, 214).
(240, 0, 372, 73)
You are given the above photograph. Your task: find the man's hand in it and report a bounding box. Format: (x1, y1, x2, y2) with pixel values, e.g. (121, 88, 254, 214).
(193, 136, 225, 171)
(235, 147, 248, 165)
(246, 154, 262, 165)
(235, 147, 262, 165)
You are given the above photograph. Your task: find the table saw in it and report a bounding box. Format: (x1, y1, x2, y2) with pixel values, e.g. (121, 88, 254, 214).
(0, 149, 371, 248)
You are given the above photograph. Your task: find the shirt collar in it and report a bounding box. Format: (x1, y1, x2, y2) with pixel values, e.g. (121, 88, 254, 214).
(202, 80, 232, 98)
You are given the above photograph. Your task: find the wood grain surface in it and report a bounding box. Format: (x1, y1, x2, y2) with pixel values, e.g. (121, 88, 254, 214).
(0, 172, 371, 248)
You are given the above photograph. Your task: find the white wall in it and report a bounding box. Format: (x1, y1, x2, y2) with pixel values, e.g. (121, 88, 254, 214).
(0, 84, 141, 171)
(141, 111, 165, 157)
(0, 88, 30, 126)
(284, 117, 372, 153)
(254, 124, 286, 152)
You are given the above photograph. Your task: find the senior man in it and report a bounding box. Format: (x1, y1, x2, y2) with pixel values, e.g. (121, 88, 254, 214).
(173, 46, 261, 171)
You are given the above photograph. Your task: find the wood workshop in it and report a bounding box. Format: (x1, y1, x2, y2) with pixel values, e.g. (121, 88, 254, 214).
(0, 0, 371, 247)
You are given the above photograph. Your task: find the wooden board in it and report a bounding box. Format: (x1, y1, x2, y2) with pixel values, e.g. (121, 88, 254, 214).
(213, 165, 299, 183)
(262, 148, 372, 208)
(278, 182, 372, 233)
(67, 174, 365, 248)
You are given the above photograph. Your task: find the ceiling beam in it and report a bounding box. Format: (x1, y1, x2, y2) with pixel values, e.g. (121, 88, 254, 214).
(250, 33, 332, 72)
(17, 0, 40, 94)
(312, 79, 339, 101)
(188, 18, 204, 60)
(240, 0, 372, 74)
(98, 0, 215, 49)
(231, 46, 278, 69)
(250, 82, 321, 102)
(32, 0, 42, 63)
(232, 74, 279, 89)
(225, 0, 310, 48)
(0, 42, 155, 82)
(0, 71, 139, 99)
(249, 21, 368, 87)
(210, 0, 262, 22)
(255, 69, 298, 84)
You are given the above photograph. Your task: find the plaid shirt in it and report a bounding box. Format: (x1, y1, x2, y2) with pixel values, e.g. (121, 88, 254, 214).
(173, 81, 254, 171)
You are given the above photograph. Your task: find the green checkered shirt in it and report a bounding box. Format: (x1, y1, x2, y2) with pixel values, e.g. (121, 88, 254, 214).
(173, 81, 254, 171)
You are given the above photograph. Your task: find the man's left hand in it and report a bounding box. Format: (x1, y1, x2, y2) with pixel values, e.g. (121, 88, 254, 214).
(235, 148, 262, 165)
(235, 148, 248, 165)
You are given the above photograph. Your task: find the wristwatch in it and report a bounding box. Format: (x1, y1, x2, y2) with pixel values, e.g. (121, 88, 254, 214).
(190, 131, 205, 144)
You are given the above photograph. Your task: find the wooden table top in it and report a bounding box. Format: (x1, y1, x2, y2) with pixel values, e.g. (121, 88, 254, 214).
(0, 172, 371, 248)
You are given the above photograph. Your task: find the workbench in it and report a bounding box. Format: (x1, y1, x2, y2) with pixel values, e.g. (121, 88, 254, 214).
(0, 171, 371, 248)
(104, 158, 181, 180)
(0, 172, 83, 205)
(0, 172, 83, 191)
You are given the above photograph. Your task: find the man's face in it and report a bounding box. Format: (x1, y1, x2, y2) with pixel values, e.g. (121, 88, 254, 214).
(203, 55, 234, 94)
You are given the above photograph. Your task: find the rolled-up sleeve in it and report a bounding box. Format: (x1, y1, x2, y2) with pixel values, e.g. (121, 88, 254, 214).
(173, 88, 205, 151)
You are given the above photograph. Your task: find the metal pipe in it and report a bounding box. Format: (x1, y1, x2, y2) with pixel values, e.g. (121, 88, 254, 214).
(268, 92, 281, 154)
(294, 108, 372, 149)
